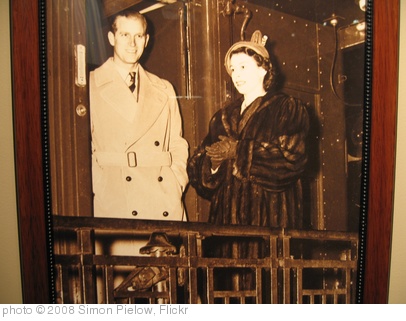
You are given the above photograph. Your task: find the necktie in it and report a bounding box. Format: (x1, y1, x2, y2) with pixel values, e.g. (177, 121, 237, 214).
(128, 72, 136, 93)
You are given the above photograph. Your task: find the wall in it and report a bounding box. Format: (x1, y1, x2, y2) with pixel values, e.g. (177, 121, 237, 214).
(0, 0, 23, 303)
(388, 1, 406, 304)
(0, 1, 405, 303)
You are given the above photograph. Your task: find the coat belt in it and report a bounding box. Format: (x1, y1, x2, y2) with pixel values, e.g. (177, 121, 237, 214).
(94, 151, 172, 168)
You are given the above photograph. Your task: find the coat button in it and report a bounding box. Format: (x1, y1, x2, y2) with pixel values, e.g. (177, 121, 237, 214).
(132, 211, 138, 216)
(163, 211, 169, 217)
(126, 176, 132, 181)
(158, 176, 163, 182)
(154, 141, 160, 146)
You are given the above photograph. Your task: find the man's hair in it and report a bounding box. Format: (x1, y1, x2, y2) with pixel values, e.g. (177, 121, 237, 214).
(110, 10, 148, 34)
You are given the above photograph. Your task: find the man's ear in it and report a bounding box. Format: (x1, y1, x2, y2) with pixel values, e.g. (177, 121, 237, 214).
(144, 34, 150, 48)
(108, 31, 115, 46)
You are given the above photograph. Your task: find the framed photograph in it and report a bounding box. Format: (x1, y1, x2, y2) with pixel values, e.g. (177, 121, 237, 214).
(11, 0, 398, 303)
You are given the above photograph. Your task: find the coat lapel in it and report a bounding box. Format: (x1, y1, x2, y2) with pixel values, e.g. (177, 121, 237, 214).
(95, 60, 169, 144)
(95, 59, 139, 121)
(130, 66, 168, 143)
(238, 92, 278, 134)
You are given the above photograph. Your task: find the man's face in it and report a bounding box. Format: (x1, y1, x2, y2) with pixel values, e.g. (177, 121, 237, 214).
(108, 16, 149, 70)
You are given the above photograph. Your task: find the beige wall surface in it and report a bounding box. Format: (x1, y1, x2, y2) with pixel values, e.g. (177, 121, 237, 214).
(0, 0, 23, 303)
(388, 1, 406, 304)
(0, 2, 405, 304)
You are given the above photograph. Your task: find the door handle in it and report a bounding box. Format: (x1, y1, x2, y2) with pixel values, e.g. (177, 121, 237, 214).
(74, 44, 86, 87)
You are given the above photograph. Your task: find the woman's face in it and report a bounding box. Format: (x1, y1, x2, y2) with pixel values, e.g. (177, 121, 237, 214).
(229, 52, 266, 95)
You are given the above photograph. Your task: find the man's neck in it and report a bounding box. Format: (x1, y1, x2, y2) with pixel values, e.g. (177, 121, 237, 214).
(112, 59, 138, 73)
(111, 59, 139, 81)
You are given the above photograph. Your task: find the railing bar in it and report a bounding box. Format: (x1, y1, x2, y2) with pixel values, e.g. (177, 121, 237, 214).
(53, 215, 358, 240)
(88, 255, 273, 267)
(93, 255, 188, 266)
(284, 266, 290, 304)
(207, 268, 214, 304)
(187, 233, 198, 304)
(271, 267, 278, 304)
(53, 216, 282, 236)
(56, 256, 356, 268)
(297, 268, 303, 304)
(285, 229, 358, 241)
(346, 268, 351, 304)
(114, 292, 170, 299)
(213, 290, 257, 297)
(55, 264, 63, 303)
(188, 267, 198, 304)
(57, 255, 278, 269)
(284, 260, 357, 268)
(169, 267, 177, 304)
(104, 265, 115, 304)
(270, 236, 278, 259)
(302, 289, 347, 295)
(256, 267, 262, 304)
(61, 265, 72, 303)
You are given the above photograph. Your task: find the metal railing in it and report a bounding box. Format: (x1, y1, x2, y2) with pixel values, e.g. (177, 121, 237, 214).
(52, 215, 358, 304)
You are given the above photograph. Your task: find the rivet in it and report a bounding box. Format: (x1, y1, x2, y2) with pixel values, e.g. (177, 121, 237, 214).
(76, 104, 87, 117)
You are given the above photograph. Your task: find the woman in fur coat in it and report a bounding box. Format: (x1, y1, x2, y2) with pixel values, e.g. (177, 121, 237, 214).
(187, 31, 309, 263)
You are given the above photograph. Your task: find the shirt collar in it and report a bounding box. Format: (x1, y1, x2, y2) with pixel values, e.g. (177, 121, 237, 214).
(111, 59, 139, 81)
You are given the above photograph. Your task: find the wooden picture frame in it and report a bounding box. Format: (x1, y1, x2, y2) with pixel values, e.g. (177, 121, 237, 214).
(10, 0, 399, 303)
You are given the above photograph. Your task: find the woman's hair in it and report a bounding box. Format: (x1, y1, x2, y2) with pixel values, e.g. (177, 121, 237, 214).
(230, 47, 276, 91)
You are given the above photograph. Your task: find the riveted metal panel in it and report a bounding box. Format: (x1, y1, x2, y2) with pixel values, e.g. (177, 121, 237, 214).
(229, 3, 321, 92)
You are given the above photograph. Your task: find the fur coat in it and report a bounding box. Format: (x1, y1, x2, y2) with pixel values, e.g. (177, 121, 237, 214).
(187, 91, 309, 229)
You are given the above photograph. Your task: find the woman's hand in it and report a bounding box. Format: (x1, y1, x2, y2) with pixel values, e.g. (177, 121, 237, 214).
(205, 135, 238, 169)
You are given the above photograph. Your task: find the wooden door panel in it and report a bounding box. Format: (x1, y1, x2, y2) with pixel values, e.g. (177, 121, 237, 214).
(48, 0, 92, 217)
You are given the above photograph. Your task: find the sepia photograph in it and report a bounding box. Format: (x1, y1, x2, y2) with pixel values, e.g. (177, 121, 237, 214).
(10, 0, 400, 304)
(44, 0, 367, 304)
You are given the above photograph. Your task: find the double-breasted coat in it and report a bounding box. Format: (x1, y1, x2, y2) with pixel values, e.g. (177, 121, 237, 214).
(90, 58, 189, 220)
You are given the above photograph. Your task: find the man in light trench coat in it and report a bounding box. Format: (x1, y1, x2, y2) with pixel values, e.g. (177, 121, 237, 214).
(89, 9, 189, 300)
(90, 10, 189, 222)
